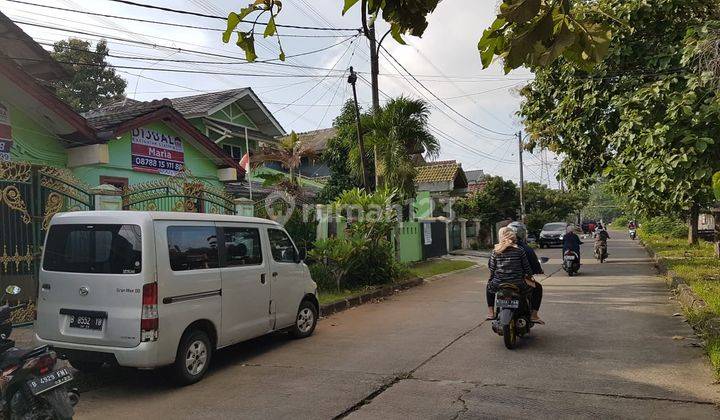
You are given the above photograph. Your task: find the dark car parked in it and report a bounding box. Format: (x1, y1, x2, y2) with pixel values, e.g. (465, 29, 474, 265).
(539, 222, 568, 248)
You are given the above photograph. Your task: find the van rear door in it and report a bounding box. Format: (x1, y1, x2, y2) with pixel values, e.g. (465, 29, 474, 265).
(36, 223, 145, 348)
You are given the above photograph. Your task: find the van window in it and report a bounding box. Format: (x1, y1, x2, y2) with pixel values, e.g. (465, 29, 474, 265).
(268, 228, 297, 263)
(167, 226, 219, 271)
(43, 224, 142, 274)
(222, 227, 262, 267)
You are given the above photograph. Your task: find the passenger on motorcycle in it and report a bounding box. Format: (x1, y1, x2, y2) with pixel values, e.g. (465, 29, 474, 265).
(562, 225, 583, 263)
(486, 227, 545, 324)
(594, 226, 610, 256)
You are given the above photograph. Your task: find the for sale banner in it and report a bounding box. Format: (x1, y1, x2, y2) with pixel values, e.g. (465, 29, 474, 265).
(131, 127, 185, 175)
(0, 103, 12, 162)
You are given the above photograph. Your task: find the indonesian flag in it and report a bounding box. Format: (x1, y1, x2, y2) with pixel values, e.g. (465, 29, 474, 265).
(239, 152, 250, 173)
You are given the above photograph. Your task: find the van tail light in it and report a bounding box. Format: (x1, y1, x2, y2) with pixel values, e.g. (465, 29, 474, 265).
(141, 283, 158, 342)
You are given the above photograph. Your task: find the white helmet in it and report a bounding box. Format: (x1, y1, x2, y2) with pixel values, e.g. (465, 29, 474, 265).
(507, 222, 527, 242)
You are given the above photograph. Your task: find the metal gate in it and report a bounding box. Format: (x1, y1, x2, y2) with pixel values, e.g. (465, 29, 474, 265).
(0, 162, 95, 323)
(421, 221, 448, 259)
(122, 170, 235, 214)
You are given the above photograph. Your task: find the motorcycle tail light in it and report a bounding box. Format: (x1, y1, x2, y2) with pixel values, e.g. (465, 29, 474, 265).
(24, 354, 55, 374)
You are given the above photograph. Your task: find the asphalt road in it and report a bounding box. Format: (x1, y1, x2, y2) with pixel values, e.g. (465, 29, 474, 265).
(74, 233, 720, 419)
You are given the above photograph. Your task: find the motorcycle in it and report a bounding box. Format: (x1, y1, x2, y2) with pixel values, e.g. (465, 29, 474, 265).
(594, 241, 608, 263)
(0, 286, 78, 419)
(563, 250, 580, 276)
(491, 283, 534, 349)
(629, 229, 637, 240)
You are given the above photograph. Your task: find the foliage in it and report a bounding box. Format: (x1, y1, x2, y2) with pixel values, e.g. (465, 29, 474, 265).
(520, 0, 720, 221)
(308, 237, 360, 291)
(454, 176, 519, 224)
(640, 216, 688, 239)
(223, 0, 284, 62)
(714, 171, 720, 202)
(255, 204, 317, 251)
(479, 0, 612, 73)
(582, 180, 624, 222)
(610, 214, 630, 230)
(252, 131, 314, 194)
(309, 188, 402, 291)
(364, 97, 439, 198)
(51, 39, 127, 113)
(524, 182, 587, 236)
(223, 1, 609, 71)
(316, 101, 373, 203)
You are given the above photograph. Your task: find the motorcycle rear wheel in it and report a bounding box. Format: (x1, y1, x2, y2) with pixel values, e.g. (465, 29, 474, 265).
(10, 387, 73, 420)
(503, 323, 517, 349)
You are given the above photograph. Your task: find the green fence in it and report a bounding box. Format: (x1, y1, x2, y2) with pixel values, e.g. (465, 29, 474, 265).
(397, 222, 423, 263)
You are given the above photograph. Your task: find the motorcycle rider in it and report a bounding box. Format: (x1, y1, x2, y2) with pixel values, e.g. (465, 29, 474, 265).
(594, 225, 610, 258)
(508, 222, 544, 275)
(563, 224, 583, 263)
(486, 227, 545, 324)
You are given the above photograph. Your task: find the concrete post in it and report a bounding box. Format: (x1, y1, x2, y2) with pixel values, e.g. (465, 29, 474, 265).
(234, 197, 254, 217)
(316, 204, 327, 241)
(459, 218, 468, 249)
(444, 219, 451, 254)
(92, 184, 122, 210)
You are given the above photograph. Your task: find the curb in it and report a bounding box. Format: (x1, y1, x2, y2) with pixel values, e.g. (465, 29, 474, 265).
(641, 239, 720, 336)
(319, 264, 479, 318)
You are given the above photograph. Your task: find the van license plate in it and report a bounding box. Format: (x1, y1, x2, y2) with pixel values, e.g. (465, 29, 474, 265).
(27, 368, 73, 396)
(69, 314, 104, 330)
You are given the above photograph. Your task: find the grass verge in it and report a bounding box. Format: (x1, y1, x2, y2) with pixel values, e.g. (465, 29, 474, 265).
(641, 231, 720, 376)
(318, 259, 475, 306)
(318, 286, 375, 305)
(408, 258, 475, 279)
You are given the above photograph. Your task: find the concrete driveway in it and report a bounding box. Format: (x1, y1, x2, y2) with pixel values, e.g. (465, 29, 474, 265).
(74, 233, 720, 419)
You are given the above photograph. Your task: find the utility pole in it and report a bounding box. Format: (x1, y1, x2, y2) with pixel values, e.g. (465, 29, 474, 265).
(368, 22, 380, 190)
(517, 131, 526, 223)
(348, 66, 370, 189)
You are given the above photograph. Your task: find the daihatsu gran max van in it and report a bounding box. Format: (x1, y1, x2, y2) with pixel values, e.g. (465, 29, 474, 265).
(35, 211, 318, 384)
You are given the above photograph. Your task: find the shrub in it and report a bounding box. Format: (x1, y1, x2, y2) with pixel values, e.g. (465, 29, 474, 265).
(641, 216, 687, 239)
(611, 215, 630, 230)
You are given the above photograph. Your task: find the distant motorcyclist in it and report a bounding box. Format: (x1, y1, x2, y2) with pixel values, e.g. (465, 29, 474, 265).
(628, 220, 637, 230)
(563, 225, 583, 262)
(594, 226, 610, 258)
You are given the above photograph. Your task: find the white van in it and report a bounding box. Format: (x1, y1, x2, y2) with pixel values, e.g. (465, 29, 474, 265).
(35, 211, 318, 384)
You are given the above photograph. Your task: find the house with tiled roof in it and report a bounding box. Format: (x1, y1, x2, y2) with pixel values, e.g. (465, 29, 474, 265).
(415, 160, 468, 197)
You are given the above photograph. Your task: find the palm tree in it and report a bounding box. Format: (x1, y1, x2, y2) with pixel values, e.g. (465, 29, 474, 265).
(252, 131, 313, 194)
(351, 97, 439, 197)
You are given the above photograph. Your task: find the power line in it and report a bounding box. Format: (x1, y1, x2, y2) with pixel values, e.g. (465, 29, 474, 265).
(10, 19, 359, 64)
(0, 55, 350, 78)
(6, 0, 352, 38)
(103, 0, 360, 31)
(379, 45, 515, 137)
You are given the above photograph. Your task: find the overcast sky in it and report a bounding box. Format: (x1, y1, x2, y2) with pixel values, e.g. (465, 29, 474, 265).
(2, 0, 560, 186)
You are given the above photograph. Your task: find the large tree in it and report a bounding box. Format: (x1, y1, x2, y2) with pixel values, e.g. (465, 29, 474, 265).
(454, 176, 519, 225)
(51, 39, 127, 113)
(519, 0, 720, 245)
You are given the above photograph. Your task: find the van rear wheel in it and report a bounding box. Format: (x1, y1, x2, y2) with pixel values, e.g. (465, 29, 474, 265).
(172, 329, 212, 385)
(290, 300, 317, 339)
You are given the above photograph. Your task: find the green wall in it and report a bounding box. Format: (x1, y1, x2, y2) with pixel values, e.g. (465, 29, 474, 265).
(2, 101, 66, 167)
(72, 121, 222, 188)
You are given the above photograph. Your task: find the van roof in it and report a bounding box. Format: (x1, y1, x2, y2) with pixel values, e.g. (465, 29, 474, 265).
(51, 211, 281, 226)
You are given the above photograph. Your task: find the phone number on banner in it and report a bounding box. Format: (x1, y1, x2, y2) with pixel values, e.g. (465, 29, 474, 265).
(132, 155, 183, 174)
